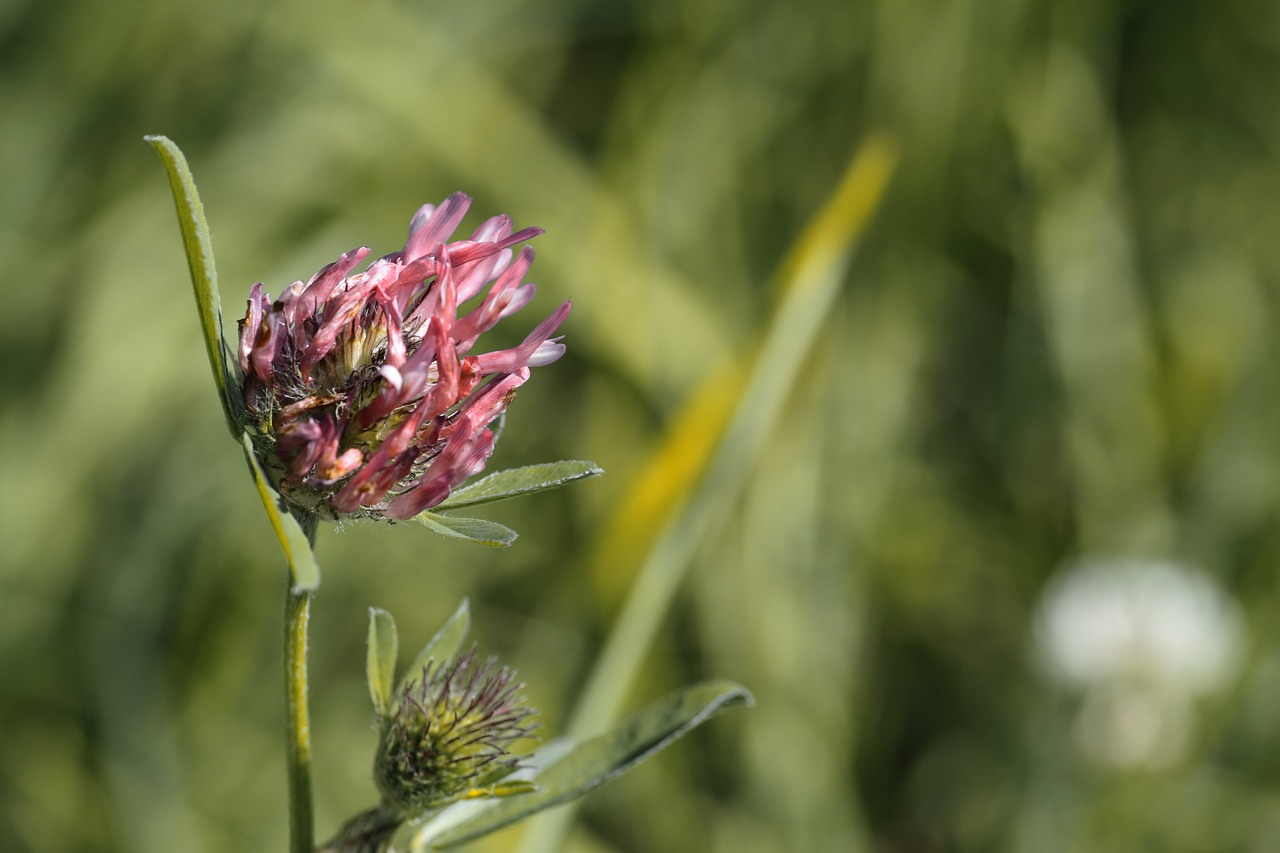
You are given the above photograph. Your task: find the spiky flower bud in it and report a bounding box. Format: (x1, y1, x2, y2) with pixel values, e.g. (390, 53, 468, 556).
(237, 193, 569, 522)
(375, 650, 536, 816)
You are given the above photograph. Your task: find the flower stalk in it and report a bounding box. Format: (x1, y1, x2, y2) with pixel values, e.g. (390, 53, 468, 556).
(285, 511, 319, 853)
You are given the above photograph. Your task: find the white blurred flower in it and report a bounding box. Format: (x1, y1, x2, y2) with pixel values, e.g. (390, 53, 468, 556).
(1033, 558, 1245, 769)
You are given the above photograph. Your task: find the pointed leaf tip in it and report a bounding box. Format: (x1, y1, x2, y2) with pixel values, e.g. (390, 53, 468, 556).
(146, 134, 242, 437)
(413, 511, 519, 547)
(398, 599, 472, 702)
(436, 461, 603, 511)
(367, 608, 399, 717)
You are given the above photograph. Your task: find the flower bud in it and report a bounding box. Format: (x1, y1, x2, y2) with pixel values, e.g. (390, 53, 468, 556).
(375, 649, 536, 815)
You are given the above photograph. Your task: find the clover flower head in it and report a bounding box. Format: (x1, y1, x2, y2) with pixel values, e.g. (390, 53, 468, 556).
(237, 193, 569, 522)
(374, 650, 536, 814)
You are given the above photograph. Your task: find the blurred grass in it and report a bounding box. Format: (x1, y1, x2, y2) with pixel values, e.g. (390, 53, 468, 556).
(515, 133, 895, 853)
(5, 0, 1280, 852)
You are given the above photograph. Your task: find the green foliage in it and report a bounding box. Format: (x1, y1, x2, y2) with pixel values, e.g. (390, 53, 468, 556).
(396, 599, 470, 703)
(409, 681, 753, 850)
(337, 605, 749, 851)
(366, 609, 399, 719)
(413, 463, 603, 546)
(144, 134, 241, 437)
(435, 461, 604, 511)
(411, 512, 520, 548)
(241, 433, 321, 591)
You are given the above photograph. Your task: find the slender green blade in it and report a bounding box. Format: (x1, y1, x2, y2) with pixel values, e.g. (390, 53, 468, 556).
(517, 132, 896, 853)
(435, 461, 603, 511)
(413, 511, 519, 548)
(397, 599, 471, 700)
(366, 608, 399, 718)
(412, 681, 753, 849)
(144, 134, 241, 436)
(241, 433, 321, 591)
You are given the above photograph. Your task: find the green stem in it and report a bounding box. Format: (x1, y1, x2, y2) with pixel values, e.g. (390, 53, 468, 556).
(316, 804, 404, 853)
(286, 513, 319, 853)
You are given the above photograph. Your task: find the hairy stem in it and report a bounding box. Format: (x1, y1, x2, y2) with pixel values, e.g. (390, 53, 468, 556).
(286, 513, 320, 853)
(316, 804, 404, 853)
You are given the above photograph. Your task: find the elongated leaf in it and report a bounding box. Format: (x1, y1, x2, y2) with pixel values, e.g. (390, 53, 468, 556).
(413, 511, 518, 548)
(397, 599, 471, 700)
(367, 608, 399, 718)
(435, 461, 603, 511)
(145, 134, 241, 436)
(411, 681, 753, 849)
(241, 433, 321, 591)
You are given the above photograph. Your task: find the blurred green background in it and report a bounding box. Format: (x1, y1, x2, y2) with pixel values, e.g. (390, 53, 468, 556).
(6, 0, 1280, 850)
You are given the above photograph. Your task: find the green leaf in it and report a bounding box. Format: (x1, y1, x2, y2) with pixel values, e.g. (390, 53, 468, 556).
(435, 461, 603, 511)
(145, 135, 242, 437)
(241, 433, 321, 591)
(413, 511, 519, 548)
(397, 599, 471, 701)
(410, 681, 753, 849)
(366, 608, 399, 718)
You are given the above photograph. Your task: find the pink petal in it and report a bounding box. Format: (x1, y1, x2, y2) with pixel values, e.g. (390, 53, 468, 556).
(239, 283, 268, 373)
(384, 479, 452, 519)
(251, 305, 288, 384)
(468, 215, 513, 247)
(275, 417, 326, 479)
(526, 337, 567, 367)
(299, 263, 397, 379)
(464, 300, 570, 376)
(292, 247, 371, 330)
(428, 324, 460, 420)
(404, 192, 471, 262)
(384, 420, 493, 520)
(450, 247, 535, 345)
(436, 228, 541, 281)
(378, 294, 407, 368)
(390, 255, 440, 319)
(378, 365, 403, 393)
(463, 370, 528, 422)
(452, 249, 508, 306)
(432, 246, 458, 333)
(315, 445, 364, 485)
(331, 439, 417, 512)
